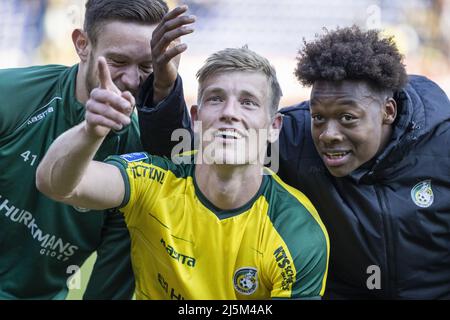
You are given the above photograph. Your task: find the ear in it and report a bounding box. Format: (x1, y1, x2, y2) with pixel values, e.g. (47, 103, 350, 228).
(382, 98, 397, 125)
(268, 113, 283, 143)
(190, 105, 200, 133)
(72, 29, 90, 62)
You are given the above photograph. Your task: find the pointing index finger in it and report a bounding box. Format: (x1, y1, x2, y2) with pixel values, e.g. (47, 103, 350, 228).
(97, 56, 120, 94)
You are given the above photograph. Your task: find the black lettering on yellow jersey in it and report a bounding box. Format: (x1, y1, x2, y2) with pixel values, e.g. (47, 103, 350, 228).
(106, 153, 330, 300)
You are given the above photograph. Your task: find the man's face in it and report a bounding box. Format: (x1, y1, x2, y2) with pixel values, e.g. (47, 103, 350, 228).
(192, 71, 278, 166)
(310, 80, 393, 177)
(85, 21, 156, 98)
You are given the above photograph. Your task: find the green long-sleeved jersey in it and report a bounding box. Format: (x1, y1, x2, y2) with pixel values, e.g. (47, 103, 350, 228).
(0, 64, 141, 299)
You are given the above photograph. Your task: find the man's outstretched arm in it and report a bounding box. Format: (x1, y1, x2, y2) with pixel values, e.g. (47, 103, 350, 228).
(36, 121, 125, 210)
(36, 57, 132, 210)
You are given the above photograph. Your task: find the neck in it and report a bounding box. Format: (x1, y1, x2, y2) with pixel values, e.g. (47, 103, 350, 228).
(75, 63, 89, 105)
(380, 124, 394, 152)
(195, 163, 263, 210)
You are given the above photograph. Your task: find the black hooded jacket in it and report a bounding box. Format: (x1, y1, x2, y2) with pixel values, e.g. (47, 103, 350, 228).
(277, 75, 450, 299)
(138, 75, 450, 299)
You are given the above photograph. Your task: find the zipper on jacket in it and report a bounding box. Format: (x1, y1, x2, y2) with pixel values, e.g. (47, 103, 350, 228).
(375, 185, 396, 298)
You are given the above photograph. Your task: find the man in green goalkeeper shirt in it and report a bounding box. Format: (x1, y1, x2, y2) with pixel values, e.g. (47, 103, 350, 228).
(0, 0, 194, 299)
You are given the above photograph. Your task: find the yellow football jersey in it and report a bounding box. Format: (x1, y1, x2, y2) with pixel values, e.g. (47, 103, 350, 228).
(106, 152, 329, 300)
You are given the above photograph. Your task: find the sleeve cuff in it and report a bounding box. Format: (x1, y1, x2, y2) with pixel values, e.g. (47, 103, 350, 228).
(137, 73, 182, 114)
(104, 158, 131, 209)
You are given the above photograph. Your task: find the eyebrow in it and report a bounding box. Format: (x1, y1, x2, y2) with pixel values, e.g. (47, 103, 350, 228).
(104, 52, 130, 60)
(205, 86, 261, 97)
(333, 98, 359, 107)
(202, 87, 225, 96)
(203, 87, 263, 103)
(310, 97, 360, 107)
(240, 89, 261, 100)
(105, 52, 152, 64)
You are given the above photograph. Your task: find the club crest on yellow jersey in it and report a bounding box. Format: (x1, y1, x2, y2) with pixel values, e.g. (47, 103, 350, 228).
(233, 267, 258, 295)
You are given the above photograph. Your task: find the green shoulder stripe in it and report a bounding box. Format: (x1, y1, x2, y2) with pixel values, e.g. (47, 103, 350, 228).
(264, 172, 330, 298)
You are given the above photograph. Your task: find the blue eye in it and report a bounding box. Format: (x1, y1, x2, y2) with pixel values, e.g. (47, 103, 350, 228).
(241, 99, 258, 107)
(206, 96, 223, 103)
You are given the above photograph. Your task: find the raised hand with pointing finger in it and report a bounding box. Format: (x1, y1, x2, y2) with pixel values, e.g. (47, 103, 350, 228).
(85, 56, 135, 138)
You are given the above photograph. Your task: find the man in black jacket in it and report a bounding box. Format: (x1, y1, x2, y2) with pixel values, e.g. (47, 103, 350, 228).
(138, 25, 450, 299)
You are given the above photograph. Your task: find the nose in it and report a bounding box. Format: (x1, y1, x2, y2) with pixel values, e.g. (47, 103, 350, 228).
(319, 121, 344, 144)
(219, 98, 240, 122)
(119, 66, 142, 95)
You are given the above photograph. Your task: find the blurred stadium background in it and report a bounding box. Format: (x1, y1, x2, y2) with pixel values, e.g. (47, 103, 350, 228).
(1, 0, 448, 299)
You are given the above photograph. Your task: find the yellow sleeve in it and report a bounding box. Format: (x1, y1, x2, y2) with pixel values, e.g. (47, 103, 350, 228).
(104, 152, 169, 219)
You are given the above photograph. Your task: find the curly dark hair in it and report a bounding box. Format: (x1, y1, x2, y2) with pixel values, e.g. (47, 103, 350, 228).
(295, 25, 408, 92)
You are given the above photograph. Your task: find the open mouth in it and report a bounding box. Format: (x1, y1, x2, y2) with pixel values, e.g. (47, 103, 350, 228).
(322, 151, 351, 167)
(324, 151, 351, 159)
(214, 129, 244, 140)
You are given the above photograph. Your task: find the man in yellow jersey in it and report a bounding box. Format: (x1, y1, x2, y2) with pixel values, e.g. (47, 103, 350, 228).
(36, 47, 329, 300)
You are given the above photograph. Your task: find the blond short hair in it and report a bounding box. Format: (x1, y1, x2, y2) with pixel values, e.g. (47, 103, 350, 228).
(196, 47, 282, 116)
